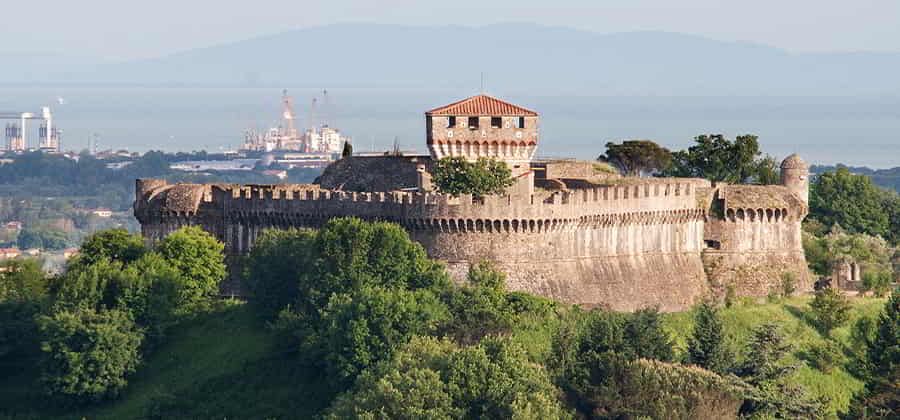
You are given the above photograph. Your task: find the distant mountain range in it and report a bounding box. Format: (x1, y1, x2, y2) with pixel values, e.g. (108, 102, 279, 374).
(5, 23, 900, 95)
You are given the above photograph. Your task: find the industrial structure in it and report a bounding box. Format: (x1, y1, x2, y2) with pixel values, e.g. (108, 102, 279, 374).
(1, 106, 61, 152)
(241, 90, 350, 154)
(136, 94, 811, 312)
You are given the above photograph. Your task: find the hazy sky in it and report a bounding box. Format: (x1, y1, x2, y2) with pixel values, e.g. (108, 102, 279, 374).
(4, 0, 899, 60)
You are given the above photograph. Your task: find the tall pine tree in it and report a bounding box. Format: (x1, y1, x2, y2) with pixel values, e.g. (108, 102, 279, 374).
(868, 292, 900, 379)
(687, 300, 731, 374)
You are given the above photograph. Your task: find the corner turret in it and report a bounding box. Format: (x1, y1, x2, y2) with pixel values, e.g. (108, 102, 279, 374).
(780, 154, 809, 204)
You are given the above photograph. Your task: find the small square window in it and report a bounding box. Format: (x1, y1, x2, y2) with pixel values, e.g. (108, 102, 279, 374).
(468, 116, 479, 129)
(447, 116, 456, 128)
(491, 117, 502, 128)
(517, 117, 525, 129)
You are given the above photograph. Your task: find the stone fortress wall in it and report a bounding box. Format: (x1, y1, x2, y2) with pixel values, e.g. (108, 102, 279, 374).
(135, 174, 810, 311)
(134, 94, 812, 311)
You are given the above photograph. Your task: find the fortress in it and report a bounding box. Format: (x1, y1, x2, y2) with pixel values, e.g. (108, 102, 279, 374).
(134, 94, 812, 311)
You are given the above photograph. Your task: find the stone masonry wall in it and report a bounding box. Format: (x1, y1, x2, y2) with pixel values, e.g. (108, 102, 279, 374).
(134, 177, 810, 312)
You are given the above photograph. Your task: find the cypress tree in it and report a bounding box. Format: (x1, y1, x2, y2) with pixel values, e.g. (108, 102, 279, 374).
(687, 300, 731, 374)
(341, 141, 353, 158)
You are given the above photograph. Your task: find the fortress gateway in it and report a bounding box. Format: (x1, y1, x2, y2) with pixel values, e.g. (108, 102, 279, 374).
(135, 95, 811, 311)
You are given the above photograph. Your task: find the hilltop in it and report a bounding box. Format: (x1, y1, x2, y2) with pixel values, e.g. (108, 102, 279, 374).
(6, 23, 900, 96)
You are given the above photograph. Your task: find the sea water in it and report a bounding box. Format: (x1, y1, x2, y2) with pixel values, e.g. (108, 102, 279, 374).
(1, 87, 898, 168)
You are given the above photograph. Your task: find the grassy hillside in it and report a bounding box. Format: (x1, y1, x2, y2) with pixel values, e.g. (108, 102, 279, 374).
(1, 296, 886, 419)
(663, 296, 887, 417)
(0, 302, 332, 420)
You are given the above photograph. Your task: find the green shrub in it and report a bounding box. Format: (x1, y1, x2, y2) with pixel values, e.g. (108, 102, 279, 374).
(780, 272, 797, 297)
(861, 270, 893, 297)
(805, 340, 846, 373)
(325, 336, 570, 419)
(37, 308, 143, 404)
(431, 157, 514, 197)
(724, 284, 737, 308)
(608, 358, 746, 420)
(810, 287, 852, 335)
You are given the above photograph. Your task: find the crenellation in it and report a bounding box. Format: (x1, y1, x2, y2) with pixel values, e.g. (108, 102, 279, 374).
(134, 95, 811, 311)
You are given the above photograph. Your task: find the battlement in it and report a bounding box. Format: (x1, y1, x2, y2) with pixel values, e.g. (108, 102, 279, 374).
(131, 94, 812, 311)
(213, 179, 706, 222)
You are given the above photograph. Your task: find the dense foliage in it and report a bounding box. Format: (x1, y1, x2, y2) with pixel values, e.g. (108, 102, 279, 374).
(326, 336, 570, 419)
(849, 291, 900, 418)
(809, 167, 893, 240)
(597, 140, 672, 176)
(736, 323, 825, 418)
(2, 217, 897, 419)
(0, 259, 49, 360)
(549, 308, 683, 417)
(431, 157, 514, 197)
(663, 134, 779, 184)
(1, 227, 230, 406)
(37, 308, 144, 404)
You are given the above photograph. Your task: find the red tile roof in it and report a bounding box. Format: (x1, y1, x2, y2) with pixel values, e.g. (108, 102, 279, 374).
(426, 94, 538, 116)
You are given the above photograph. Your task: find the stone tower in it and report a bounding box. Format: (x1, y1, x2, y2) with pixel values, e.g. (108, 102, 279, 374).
(780, 153, 809, 204)
(425, 94, 539, 178)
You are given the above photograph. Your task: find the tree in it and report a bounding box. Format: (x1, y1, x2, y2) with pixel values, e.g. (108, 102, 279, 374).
(550, 308, 676, 416)
(809, 168, 890, 238)
(431, 157, 514, 197)
(17, 227, 69, 250)
(0, 259, 49, 360)
(243, 229, 316, 319)
(341, 141, 353, 158)
(809, 287, 852, 335)
(737, 323, 823, 419)
(76, 228, 146, 267)
(686, 301, 732, 374)
(325, 336, 569, 420)
(50, 257, 126, 312)
(37, 308, 143, 404)
(598, 140, 672, 177)
(846, 292, 900, 419)
(664, 134, 775, 184)
(443, 261, 515, 344)
(155, 226, 226, 310)
(268, 218, 452, 387)
(313, 286, 449, 387)
(17, 228, 42, 249)
(868, 292, 900, 380)
(293, 218, 449, 323)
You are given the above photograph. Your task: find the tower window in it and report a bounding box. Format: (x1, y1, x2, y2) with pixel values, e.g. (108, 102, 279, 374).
(517, 117, 525, 128)
(468, 117, 479, 130)
(447, 116, 456, 128)
(491, 117, 502, 128)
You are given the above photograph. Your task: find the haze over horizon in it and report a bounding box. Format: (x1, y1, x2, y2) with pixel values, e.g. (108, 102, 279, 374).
(3, 0, 900, 60)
